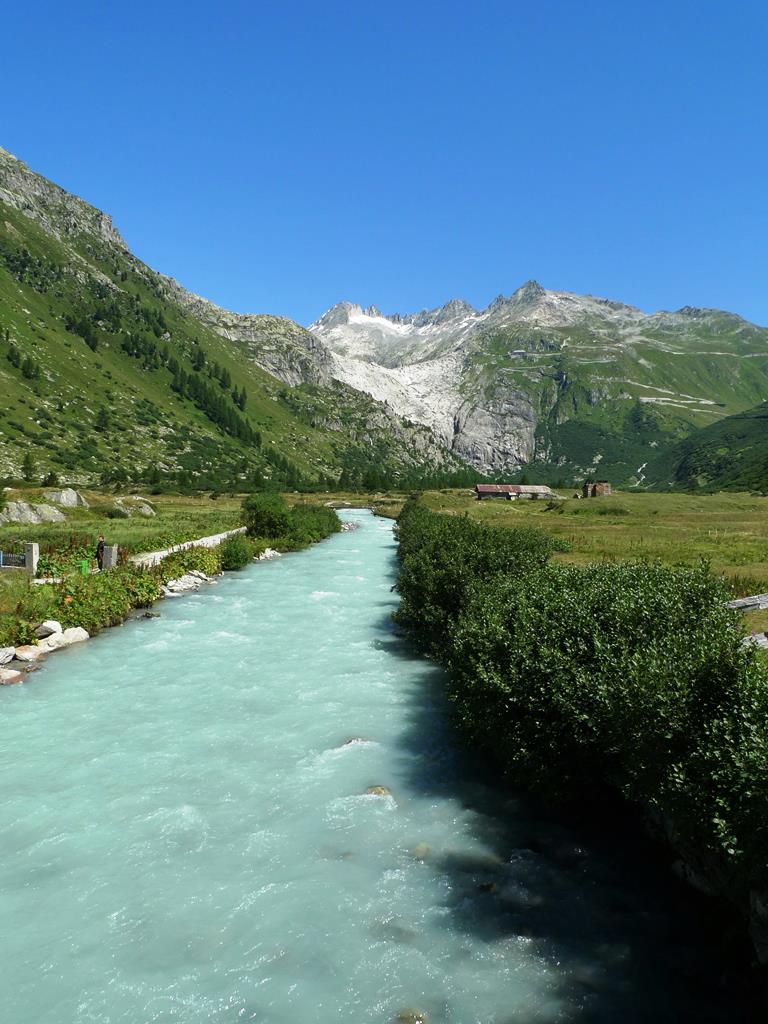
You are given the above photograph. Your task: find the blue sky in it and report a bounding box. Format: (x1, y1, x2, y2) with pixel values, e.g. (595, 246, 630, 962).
(4, 1, 767, 325)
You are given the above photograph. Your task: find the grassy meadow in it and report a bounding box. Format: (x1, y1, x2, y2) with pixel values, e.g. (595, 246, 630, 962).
(4, 485, 768, 636)
(0, 490, 242, 631)
(0, 489, 242, 554)
(378, 489, 768, 588)
(343, 487, 768, 634)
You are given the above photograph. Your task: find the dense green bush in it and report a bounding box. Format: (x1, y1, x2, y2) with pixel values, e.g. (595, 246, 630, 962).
(157, 546, 222, 582)
(219, 534, 253, 570)
(287, 504, 342, 546)
(240, 494, 340, 551)
(394, 497, 554, 655)
(394, 501, 768, 911)
(242, 493, 292, 538)
(53, 566, 161, 634)
(4, 566, 162, 642)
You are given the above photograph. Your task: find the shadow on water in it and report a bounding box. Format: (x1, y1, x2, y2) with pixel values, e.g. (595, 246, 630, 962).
(374, 612, 763, 1023)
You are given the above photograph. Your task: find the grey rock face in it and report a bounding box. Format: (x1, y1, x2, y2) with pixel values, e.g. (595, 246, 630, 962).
(0, 501, 66, 525)
(164, 280, 334, 387)
(0, 647, 16, 666)
(452, 390, 537, 472)
(0, 146, 127, 250)
(43, 488, 89, 508)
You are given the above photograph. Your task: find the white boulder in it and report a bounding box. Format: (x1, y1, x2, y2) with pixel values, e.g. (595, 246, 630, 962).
(0, 501, 66, 525)
(43, 488, 89, 508)
(39, 633, 67, 652)
(61, 627, 89, 645)
(35, 620, 63, 639)
(162, 575, 202, 596)
(13, 644, 45, 662)
(39, 627, 89, 651)
(0, 647, 15, 666)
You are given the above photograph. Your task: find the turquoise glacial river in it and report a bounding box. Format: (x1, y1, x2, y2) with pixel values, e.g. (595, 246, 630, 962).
(0, 511, 753, 1022)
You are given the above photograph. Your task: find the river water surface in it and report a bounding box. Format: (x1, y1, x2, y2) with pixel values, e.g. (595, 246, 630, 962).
(0, 511, 754, 1022)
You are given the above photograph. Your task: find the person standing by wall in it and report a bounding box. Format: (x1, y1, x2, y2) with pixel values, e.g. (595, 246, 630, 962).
(96, 535, 105, 571)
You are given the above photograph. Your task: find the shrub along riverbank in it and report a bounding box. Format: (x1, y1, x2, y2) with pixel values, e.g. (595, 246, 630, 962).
(394, 498, 768, 963)
(0, 496, 340, 648)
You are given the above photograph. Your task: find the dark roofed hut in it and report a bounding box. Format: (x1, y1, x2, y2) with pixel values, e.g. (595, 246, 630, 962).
(475, 484, 522, 500)
(475, 484, 557, 501)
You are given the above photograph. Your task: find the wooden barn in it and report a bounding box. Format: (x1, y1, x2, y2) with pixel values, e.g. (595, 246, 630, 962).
(475, 484, 557, 501)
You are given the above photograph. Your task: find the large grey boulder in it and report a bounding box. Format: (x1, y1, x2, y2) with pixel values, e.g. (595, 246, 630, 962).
(43, 488, 89, 508)
(0, 647, 15, 666)
(34, 620, 63, 640)
(115, 496, 156, 518)
(0, 501, 65, 525)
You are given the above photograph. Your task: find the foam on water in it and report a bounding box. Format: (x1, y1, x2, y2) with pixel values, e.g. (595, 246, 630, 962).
(0, 511, 751, 1022)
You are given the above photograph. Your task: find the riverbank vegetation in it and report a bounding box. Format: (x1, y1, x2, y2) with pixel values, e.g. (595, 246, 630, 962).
(242, 492, 341, 550)
(361, 488, 768, 595)
(0, 491, 340, 647)
(394, 498, 768, 951)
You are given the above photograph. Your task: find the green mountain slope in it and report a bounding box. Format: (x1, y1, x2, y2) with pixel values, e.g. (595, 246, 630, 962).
(649, 401, 768, 492)
(463, 306, 768, 484)
(0, 147, 466, 489)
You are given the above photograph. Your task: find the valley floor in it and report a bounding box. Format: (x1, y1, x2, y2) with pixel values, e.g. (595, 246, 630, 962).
(5, 486, 768, 636)
(364, 488, 768, 587)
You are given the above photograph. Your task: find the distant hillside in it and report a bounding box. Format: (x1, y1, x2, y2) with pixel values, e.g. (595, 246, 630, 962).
(311, 285, 768, 484)
(0, 147, 466, 490)
(656, 401, 768, 493)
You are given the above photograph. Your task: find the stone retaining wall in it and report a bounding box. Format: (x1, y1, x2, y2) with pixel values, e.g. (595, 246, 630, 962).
(129, 527, 247, 569)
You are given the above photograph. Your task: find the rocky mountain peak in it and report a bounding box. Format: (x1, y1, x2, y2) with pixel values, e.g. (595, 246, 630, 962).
(509, 279, 547, 305)
(486, 280, 547, 314)
(433, 298, 476, 322)
(310, 301, 361, 331)
(0, 146, 127, 251)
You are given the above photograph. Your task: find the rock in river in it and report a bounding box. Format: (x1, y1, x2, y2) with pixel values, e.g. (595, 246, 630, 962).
(0, 667, 24, 685)
(366, 785, 392, 797)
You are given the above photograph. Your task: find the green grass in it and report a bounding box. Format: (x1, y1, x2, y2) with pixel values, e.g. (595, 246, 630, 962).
(0, 489, 245, 639)
(373, 489, 768, 593)
(0, 488, 243, 555)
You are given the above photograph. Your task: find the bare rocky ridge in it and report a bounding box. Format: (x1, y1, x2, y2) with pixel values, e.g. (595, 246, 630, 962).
(0, 146, 126, 251)
(310, 283, 768, 476)
(4, 143, 768, 481)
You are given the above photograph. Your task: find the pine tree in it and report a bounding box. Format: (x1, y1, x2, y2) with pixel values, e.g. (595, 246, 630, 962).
(22, 452, 36, 482)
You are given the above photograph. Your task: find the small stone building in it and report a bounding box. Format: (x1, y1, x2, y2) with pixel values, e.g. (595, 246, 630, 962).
(581, 480, 612, 498)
